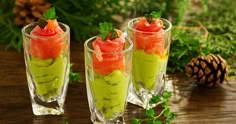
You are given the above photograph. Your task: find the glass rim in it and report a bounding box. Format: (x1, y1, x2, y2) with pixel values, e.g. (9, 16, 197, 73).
(84, 36, 133, 54)
(21, 22, 70, 39)
(127, 17, 172, 34)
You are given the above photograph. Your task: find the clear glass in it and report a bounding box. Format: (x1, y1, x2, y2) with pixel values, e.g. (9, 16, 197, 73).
(22, 22, 70, 115)
(84, 36, 133, 123)
(127, 17, 172, 109)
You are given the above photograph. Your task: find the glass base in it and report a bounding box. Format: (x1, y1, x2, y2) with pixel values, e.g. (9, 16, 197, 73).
(91, 112, 125, 124)
(127, 75, 165, 109)
(127, 85, 158, 109)
(31, 96, 64, 115)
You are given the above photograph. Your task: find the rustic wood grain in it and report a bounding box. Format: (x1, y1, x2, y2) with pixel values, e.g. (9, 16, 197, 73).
(0, 42, 236, 124)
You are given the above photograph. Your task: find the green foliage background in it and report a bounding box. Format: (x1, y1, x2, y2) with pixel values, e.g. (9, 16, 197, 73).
(0, 0, 235, 74)
(168, 0, 236, 73)
(0, 0, 192, 50)
(47, 0, 192, 42)
(0, 0, 22, 51)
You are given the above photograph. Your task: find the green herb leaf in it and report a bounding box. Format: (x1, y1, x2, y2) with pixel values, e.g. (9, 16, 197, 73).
(170, 112, 177, 119)
(153, 120, 162, 124)
(145, 109, 155, 118)
(150, 95, 161, 104)
(151, 11, 161, 18)
(38, 18, 48, 28)
(146, 120, 154, 124)
(161, 101, 168, 107)
(98, 22, 117, 40)
(162, 91, 172, 99)
(132, 118, 142, 124)
(145, 11, 161, 23)
(43, 7, 58, 20)
(132, 90, 176, 124)
(164, 108, 170, 117)
(165, 112, 177, 124)
(69, 64, 82, 84)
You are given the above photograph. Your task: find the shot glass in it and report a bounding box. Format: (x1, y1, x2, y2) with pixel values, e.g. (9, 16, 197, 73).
(127, 17, 172, 109)
(84, 36, 133, 123)
(22, 22, 70, 115)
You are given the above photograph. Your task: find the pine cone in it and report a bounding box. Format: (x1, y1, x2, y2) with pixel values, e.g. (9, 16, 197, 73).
(13, 0, 51, 26)
(185, 54, 229, 87)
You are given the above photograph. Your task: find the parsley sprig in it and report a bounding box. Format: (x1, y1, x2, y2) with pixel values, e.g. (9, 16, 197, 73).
(69, 64, 82, 84)
(132, 91, 177, 124)
(98, 22, 118, 41)
(145, 11, 161, 24)
(43, 7, 58, 20)
(38, 7, 58, 28)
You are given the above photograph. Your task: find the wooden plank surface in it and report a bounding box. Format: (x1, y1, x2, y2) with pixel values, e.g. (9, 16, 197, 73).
(0, 42, 236, 124)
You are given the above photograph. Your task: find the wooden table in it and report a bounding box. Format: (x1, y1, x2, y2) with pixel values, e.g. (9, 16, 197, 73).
(0, 42, 236, 124)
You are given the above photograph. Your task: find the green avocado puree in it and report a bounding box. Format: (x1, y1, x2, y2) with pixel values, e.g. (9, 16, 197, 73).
(90, 70, 130, 119)
(28, 55, 67, 100)
(132, 49, 167, 90)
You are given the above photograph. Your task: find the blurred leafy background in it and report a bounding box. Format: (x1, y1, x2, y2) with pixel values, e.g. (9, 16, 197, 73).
(0, 0, 235, 75)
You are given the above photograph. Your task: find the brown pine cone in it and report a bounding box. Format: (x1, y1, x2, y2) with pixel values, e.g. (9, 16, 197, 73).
(13, 0, 51, 26)
(185, 54, 229, 87)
